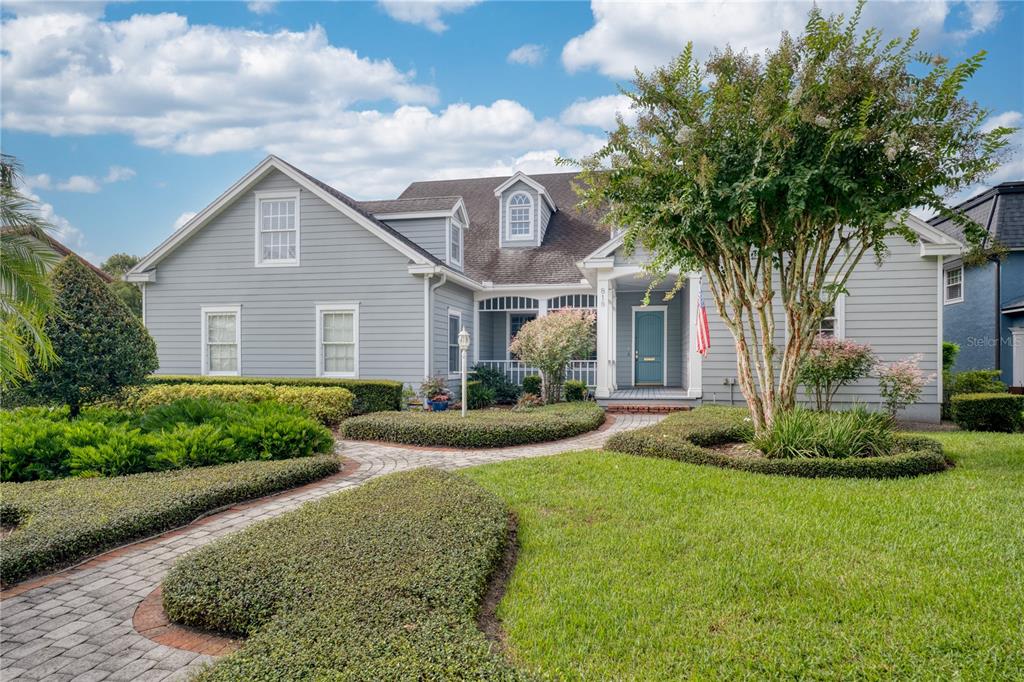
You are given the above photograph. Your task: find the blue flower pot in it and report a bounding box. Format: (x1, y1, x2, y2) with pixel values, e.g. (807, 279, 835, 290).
(428, 400, 449, 412)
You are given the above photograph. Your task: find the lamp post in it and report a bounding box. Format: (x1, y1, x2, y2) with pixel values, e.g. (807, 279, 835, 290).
(458, 327, 471, 417)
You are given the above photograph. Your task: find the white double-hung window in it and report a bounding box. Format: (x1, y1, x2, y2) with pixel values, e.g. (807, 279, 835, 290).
(944, 266, 963, 304)
(255, 190, 299, 266)
(317, 304, 358, 377)
(448, 310, 462, 376)
(448, 219, 463, 266)
(201, 305, 241, 376)
(507, 192, 533, 240)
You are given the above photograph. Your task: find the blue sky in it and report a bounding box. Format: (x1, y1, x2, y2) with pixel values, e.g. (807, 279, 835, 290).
(3, 0, 1022, 265)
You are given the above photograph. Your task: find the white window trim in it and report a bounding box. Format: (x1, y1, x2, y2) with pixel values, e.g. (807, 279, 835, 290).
(200, 305, 242, 376)
(447, 217, 464, 267)
(447, 308, 463, 378)
(315, 303, 359, 378)
(944, 265, 964, 304)
(506, 191, 534, 241)
(254, 190, 300, 267)
(820, 293, 847, 339)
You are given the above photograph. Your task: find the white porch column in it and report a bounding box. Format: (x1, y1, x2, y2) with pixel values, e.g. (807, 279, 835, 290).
(686, 272, 704, 399)
(596, 271, 616, 398)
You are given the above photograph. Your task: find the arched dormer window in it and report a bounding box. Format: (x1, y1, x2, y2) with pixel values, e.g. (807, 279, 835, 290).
(507, 192, 533, 240)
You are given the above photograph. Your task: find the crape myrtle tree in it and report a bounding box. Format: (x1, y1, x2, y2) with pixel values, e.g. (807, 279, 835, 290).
(570, 2, 1013, 432)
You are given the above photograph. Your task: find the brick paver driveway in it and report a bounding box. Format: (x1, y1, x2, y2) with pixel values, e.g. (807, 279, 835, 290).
(0, 413, 661, 681)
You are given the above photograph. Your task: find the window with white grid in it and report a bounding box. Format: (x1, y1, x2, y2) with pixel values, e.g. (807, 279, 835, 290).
(449, 221, 462, 266)
(944, 266, 963, 304)
(202, 307, 240, 376)
(255, 192, 299, 265)
(317, 305, 358, 377)
(508, 192, 533, 239)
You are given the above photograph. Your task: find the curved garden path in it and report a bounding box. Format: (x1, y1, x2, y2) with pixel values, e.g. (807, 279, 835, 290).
(0, 413, 662, 682)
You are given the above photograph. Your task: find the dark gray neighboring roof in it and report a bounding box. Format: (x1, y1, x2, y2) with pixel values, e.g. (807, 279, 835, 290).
(356, 196, 462, 215)
(272, 157, 445, 267)
(1003, 295, 1024, 313)
(397, 172, 612, 285)
(929, 181, 1024, 249)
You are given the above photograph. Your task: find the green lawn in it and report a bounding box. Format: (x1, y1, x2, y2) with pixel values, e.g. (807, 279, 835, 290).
(464, 432, 1024, 680)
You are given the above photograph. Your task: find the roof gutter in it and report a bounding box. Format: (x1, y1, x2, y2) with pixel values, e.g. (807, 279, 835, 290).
(408, 264, 482, 291)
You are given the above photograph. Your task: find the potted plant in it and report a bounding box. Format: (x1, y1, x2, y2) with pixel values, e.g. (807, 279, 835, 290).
(420, 376, 453, 412)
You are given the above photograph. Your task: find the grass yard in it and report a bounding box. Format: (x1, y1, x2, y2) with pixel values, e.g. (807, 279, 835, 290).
(464, 431, 1024, 680)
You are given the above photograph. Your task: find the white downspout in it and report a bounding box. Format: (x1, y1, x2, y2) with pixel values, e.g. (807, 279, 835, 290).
(425, 272, 447, 379)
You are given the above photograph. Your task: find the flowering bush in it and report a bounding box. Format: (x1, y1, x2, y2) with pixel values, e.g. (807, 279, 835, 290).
(797, 336, 874, 410)
(508, 310, 596, 403)
(876, 355, 934, 418)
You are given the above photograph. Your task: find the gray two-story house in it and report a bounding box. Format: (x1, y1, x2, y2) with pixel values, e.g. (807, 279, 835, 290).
(128, 156, 959, 420)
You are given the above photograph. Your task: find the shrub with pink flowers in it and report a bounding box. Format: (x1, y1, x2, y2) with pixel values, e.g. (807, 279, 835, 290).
(509, 310, 596, 403)
(875, 355, 934, 418)
(797, 336, 875, 411)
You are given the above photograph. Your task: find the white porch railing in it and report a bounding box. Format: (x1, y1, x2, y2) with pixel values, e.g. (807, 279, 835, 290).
(476, 360, 597, 388)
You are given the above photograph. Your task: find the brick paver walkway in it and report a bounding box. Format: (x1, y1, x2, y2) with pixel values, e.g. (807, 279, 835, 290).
(0, 413, 660, 681)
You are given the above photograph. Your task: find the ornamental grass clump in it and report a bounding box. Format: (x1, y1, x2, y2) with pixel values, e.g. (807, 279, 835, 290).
(797, 337, 874, 410)
(752, 407, 895, 459)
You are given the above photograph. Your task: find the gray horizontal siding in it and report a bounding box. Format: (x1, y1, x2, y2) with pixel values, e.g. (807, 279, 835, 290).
(432, 280, 474, 386)
(478, 311, 508, 361)
(145, 169, 425, 385)
(381, 216, 447, 263)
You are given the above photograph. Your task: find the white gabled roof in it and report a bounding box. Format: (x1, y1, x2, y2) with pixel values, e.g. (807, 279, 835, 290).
(128, 156, 439, 279)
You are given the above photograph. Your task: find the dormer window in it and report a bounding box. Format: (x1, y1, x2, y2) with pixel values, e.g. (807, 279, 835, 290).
(255, 190, 300, 266)
(448, 219, 463, 266)
(508, 192, 533, 240)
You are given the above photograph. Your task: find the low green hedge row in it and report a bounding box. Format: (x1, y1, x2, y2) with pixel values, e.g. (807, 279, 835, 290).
(0, 455, 341, 587)
(1, 401, 334, 482)
(162, 469, 526, 680)
(146, 375, 402, 414)
(340, 402, 605, 448)
(950, 393, 1024, 433)
(132, 384, 354, 426)
(605, 406, 948, 479)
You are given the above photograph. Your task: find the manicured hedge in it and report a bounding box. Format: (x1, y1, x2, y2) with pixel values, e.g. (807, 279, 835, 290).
(340, 403, 605, 448)
(146, 375, 402, 414)
(950, 393, 1024, 433)
(133, 384, 355, 426)
(162, 469, 525, 680)
(605, 406, 948, 479)
(0, 455, 341, 587)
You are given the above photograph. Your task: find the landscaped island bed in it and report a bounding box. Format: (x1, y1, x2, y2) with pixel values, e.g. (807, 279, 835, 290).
(465, 431, 1024, 680)
(340, 403, 605, 448)
(162, 469, 527, 680)
(0, 455, 341, 586)
(606, 406, 949, 478)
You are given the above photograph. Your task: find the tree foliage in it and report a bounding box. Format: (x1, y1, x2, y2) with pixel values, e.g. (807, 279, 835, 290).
(570, 1, 1013, 430)
(15, 256, 158, 415)
(509, 310, 596, 403)
(101, 253, 142, 317)
(1, 154, 59, 386)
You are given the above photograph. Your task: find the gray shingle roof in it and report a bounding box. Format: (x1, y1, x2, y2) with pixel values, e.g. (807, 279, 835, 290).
(397, 172, 612, 285)
(356, 196, 462, 214)
(929, 181, 1024, 249)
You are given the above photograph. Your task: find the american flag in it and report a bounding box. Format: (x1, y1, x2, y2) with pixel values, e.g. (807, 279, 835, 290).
(696, 281, 711, 357)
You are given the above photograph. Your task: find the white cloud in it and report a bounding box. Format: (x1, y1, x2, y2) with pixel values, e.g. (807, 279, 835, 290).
(563, 1, 1001, 79)
(560, 94, 636, 129)
(22, 174, 52, 191)
(507, 44, 545, 67)
(1, 9, 438, 152)
(247, 1, 276, 15)
(377, 0, 480, 33)
(104, 166, 136, 183)
(57, 175, 102, 193)
(172, 211, 198, 231)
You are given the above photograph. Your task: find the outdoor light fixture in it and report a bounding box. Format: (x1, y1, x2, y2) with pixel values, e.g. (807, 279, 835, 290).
(458, 327, 471, 417)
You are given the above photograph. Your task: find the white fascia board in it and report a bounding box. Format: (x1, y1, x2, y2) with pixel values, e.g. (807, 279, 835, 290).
(921, 242, 963, 257)
(375, 210, 455, 220)
(125, 271, 156, 283)
(900, 213, 962, 248)
(129, 156, 432, 276)
(407, 264, 482, 291)
(582, 232, 626, 262)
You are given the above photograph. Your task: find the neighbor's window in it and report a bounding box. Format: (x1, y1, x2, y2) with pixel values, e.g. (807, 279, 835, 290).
(449, 221, 462, 266)
(202, 306, 240, 376)
(508, 192, 533, 239)
(256, 192, 299, 265)
(945, 266, 963, 304)
(318, 305, 358, 377)
(448, 311, 462, 375)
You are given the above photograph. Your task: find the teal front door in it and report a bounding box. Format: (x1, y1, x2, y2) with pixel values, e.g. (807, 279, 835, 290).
(634, 310, 665, 385)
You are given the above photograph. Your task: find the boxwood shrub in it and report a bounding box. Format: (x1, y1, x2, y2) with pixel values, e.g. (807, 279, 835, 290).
(521, 375, 542, 396)
(162, 469, 526, 681)
(132, 384, 354, 426)
(1, 401, 335, 482)
(605, 406, 948, 479)
(950, 393, 1024, 432)
(0, 455, 341, 587)
(340, 402, 605, 448)
(145, 375, 402, 414)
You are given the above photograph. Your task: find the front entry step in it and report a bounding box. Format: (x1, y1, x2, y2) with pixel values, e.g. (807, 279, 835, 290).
(603, 404, 692, 414)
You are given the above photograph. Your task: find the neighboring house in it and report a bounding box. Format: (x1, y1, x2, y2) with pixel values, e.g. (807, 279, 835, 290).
(930, 181, 1024, 391)
(127, 156, 958, 420)
(0, 228, 112, 283)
